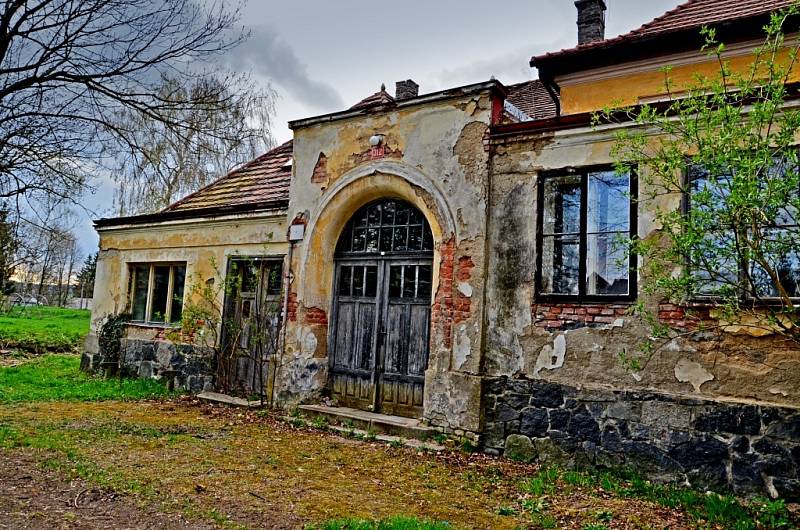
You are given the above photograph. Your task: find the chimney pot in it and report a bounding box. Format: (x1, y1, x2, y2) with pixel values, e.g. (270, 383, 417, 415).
(575, 0, 607, 45)
(395, 79, 419, 101)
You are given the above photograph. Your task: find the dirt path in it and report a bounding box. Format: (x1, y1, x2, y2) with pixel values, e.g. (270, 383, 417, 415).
(0, 452, 219, 530)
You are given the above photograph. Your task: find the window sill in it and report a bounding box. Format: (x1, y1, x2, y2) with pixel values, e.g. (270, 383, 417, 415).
(126, 322, 181, 330)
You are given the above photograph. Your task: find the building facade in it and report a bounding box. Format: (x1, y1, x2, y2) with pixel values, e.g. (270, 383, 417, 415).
(84, 0, 800, 499)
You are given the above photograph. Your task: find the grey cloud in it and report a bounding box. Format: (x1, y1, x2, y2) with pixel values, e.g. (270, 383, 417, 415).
(229, 26, 345, 111)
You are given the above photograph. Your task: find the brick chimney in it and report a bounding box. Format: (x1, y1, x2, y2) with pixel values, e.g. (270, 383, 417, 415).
(575, 0, 607, 45)
(395, 80, 419, 101)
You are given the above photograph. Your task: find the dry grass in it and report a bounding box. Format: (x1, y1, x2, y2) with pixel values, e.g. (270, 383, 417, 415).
(0, 399, 697, 529)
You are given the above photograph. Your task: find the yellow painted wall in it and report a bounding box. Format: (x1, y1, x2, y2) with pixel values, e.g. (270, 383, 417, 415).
(559, 47, 800, 114)
(87, 214, 288, 351)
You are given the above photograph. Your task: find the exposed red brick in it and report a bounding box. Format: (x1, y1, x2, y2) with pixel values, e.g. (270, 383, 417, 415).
(431, 237, 456, 348)
(305, 307, 328, 327)
(287, 292, 298, 322)
(311, 153, 328, 184)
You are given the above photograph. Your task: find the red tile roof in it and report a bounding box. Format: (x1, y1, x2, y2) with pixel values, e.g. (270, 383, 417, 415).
(163, 141, 293, 213)
(505, 80, 559, 121)
(350, 87, 396, 110)
(532, 0, 797, 66)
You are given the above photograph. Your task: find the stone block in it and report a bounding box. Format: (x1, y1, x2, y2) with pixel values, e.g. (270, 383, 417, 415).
(549, 409, 571, 431)
(642, 400, 691, 431)
(504, 434, 536, 462)
(693, 405, 761, 435)
(520, 408, 548, 438)
(80, 352, 94, 372)
(765, 414, 800, 441)
(568, 406, 601, 444)
(483, 422, 505, 449)
(530, 382, 564, 408)
(604, 401, 642, 422)
(668, 435, 729, 468)
(503, 392, 531, 409)
(495, 403, 520, 422)
(138, 361, 154, 379)
(532, 437, 572, 468)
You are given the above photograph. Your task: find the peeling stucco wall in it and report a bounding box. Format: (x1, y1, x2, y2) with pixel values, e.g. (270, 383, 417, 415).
(487, 124, 800, 410)
(88, 214, 289, 358)
(283, 91, 499, 430)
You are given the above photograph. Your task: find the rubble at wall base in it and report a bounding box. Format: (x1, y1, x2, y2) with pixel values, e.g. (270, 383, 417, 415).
(483, 377, 800, 500)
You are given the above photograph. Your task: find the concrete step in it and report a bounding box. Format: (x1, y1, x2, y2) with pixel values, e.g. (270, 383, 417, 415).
(298, 404, 439, 441)
(197, 391, 265, 409)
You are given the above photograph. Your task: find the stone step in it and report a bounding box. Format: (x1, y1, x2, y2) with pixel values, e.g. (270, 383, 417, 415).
(197, 391, 265, 409)
(298, 404, 439, 441)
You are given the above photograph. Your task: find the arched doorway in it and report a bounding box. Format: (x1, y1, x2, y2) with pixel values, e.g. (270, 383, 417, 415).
(329, 199, 434, 418)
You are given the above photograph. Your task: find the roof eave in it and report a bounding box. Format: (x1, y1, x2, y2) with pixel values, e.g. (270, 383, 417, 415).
(532, 13, 780, 77)
(289, 80, 508, 130)
(94, 200, 289, 229)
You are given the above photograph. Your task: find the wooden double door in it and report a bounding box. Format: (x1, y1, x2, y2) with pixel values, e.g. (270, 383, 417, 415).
(330, 258, 433, 418)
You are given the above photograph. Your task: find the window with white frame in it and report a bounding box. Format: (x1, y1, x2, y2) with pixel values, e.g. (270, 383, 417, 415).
(129, 263, 186, 324)
(537, 168, 637, 300)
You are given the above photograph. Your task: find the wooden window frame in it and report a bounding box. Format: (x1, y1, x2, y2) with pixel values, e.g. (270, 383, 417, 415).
(128, 262, 187, 325)
(535, 165, 639, 303)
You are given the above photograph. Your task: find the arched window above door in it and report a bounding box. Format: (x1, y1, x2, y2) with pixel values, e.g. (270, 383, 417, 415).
(335, 199, 434, 256)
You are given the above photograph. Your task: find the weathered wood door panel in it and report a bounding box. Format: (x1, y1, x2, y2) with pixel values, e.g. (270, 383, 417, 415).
(329, 199, 434, 419)
(330, 262, 380, 411)
(219, 258, 283, 397)
(378, 262, 431, 417)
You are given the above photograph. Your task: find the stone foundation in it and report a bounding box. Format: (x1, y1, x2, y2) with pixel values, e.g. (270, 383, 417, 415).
(483, 377, 800, 500)
(81, 338, 214, 393)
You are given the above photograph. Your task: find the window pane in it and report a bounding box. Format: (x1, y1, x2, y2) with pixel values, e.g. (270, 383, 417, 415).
(364, 266, 378, 297)
(389, 266, 402, 298)
(265, 262, 283, 296)
(751, 228, 800, 298)
(393, 227, 408, 252)
(170, 266, 186, 323)
(418, 265, 432, 299)
(588, 171, 630, 233)
(403, 265, 417, 298)
(240, 262, 259, 292)
(150, 266, 171, 323)
(541, 235, 579, 295)
(352, 266, 364, 297)
(366, 227, 379, 253)
(380, 227, 393, 252)
(587, 233, 629, 296)
(367, 204, 381, 225)
(338, 266, 352, 296)
(543, 175, 581, 235)
(131, 265, 149, 321)
(408, 225, 423, 251)
(352, 228, 366, 252)
(692, 230, 739, 297)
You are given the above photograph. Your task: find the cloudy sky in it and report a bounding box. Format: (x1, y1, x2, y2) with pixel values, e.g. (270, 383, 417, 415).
(238, 0, 680, 142)
(78, 0, 681, 253)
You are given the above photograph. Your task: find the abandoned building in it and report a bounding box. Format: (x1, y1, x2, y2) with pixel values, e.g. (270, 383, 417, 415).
(84, 0, 800, 499)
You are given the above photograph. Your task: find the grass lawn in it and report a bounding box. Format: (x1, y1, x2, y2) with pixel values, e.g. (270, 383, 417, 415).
(0, 355, 177, 403)
(0, 306, 90, 353)
(0, 356, 795, 529)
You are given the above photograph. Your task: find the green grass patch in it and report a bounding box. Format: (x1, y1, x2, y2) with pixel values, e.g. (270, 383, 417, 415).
(0, 306, 90, 353)
(0, 354, 177, 403)
(518, 466, 795, 530)
(311, 517, 454, 530)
